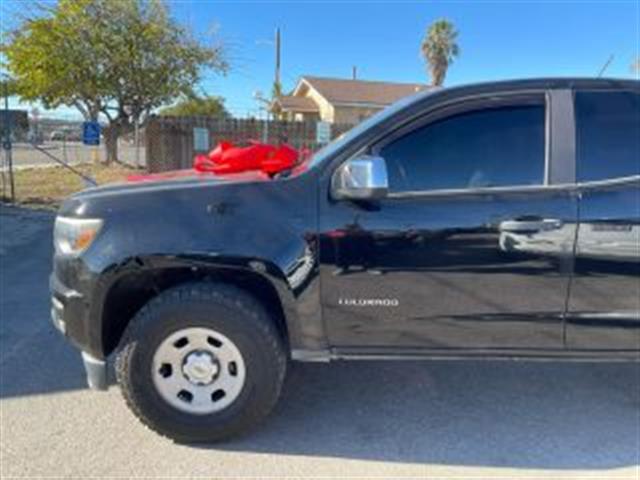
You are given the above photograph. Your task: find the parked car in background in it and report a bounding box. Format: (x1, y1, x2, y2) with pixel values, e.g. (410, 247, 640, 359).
(50, 78, 639, 442)
(49, 130, 66, 141)
(49, 128, 82, 142)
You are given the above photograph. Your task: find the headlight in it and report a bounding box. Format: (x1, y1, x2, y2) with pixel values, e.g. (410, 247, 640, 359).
(54, 217, 103, 255)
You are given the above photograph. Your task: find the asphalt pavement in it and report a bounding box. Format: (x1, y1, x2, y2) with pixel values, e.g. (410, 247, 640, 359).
(6, 141, 145, 169)
(0, 204, 638, 478)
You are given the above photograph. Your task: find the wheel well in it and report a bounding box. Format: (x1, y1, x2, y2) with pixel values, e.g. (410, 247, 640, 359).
(101, 267, 289, 356)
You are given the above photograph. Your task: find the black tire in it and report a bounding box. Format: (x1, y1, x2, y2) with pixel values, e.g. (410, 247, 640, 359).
(115, 282, 287, 443)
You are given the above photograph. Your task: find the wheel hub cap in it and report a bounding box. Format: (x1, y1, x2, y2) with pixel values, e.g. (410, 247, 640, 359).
(151, 327, 247, 415)
(182, 351, 218, 385)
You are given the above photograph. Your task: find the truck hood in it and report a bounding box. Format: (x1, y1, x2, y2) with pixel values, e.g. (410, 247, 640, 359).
(75, 168, 272, 198)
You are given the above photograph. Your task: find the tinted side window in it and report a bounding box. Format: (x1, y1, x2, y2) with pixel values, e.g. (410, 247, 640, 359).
(380, 105, 545, 192)
(575, 91, 640, 182)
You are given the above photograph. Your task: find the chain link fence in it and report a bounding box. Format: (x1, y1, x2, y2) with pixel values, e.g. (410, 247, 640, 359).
(1, 114, 353, 204)
(0, 114, 148, 204)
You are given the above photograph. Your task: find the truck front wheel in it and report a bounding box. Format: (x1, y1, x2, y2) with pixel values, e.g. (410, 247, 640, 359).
(115, 282, 287, 443)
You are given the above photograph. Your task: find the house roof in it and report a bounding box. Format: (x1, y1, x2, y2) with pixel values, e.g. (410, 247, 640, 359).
(297, 76, 429, 106)
(276, 95, 319, 112)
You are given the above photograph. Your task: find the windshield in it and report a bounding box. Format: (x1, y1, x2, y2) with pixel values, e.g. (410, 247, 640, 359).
(307, 89, 434, 169)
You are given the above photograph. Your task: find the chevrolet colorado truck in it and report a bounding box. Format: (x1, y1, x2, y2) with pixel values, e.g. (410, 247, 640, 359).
(51, 79, 640, 442)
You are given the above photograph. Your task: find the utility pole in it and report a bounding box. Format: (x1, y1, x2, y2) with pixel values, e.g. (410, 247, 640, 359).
(269, 27, 281, 122)
(2, 76, 15, 202)
(352, 66, 357, 80)
(275, 27, 281, 92)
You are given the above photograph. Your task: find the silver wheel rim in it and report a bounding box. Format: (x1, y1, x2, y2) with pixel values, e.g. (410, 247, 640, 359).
(151, 327, 246, 415)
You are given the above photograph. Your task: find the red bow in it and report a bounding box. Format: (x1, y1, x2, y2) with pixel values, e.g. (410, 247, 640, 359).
(194, 140, 300, 175)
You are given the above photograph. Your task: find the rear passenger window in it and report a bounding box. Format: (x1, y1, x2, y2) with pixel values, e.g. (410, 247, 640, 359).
(379, 105, 546, 193)
(575, 91, 640, 182)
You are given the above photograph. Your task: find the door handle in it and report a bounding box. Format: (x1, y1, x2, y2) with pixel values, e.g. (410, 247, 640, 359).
(499, 218, 563, 233)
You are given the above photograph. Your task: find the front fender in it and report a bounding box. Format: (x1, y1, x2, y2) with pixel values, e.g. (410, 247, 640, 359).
(91, 252, 327, 358)
(60, 171, 327, 358)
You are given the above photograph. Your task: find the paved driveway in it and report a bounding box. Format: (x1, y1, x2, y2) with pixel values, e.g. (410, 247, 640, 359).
(0, 205, 638, 478)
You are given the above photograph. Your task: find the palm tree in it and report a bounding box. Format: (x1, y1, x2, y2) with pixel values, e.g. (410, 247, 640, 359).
(421, 19, 460, 86)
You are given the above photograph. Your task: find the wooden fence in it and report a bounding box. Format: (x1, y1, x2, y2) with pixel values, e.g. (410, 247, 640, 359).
(144, 116, 353, 172)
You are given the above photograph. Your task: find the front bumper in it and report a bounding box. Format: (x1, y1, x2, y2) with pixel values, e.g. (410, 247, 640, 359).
(50, 274, 108, 391)
(81, 352, 108, 390)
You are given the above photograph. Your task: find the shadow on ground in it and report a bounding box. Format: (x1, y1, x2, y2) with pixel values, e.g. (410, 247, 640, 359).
(1, 204, 639, 471)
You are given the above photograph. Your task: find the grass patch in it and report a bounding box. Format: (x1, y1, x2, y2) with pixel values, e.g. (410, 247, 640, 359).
(8, 163, 139, 208)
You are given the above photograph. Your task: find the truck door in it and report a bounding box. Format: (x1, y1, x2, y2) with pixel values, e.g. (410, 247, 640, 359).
(566, 89, 640, 350)
(319, 91, 578, 352)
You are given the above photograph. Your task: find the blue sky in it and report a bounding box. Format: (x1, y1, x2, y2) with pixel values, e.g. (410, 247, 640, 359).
(5, 0, 640, 118)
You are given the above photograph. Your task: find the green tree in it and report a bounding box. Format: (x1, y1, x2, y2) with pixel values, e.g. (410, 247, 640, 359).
(0, 77, 18, 98)
(2, 0, 227, 163)
(159, 95, 229, 117)
(420, 19, 460, 86)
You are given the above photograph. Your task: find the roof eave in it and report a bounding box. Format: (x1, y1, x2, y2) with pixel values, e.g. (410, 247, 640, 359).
(329, 101, 390, 108)
(280, 106, 319, 113)
(292, 78, 313, 97)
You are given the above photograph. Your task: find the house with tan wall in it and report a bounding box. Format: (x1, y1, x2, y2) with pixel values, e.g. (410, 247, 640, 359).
(274, 76, 430, 125)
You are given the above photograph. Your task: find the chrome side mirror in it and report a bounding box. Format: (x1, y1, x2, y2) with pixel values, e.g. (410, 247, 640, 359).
(331, 154, 389, 200)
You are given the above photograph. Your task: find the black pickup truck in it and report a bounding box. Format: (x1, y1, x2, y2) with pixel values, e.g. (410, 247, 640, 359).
(51, 78, 640, 442)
